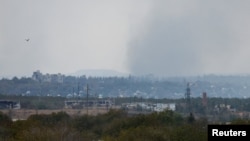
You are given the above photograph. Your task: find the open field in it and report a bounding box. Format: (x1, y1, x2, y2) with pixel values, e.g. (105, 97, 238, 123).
(0, 107, 118, 121)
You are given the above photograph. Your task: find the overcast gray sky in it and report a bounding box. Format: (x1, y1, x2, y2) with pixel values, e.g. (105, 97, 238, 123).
(1, 0, 250, 78)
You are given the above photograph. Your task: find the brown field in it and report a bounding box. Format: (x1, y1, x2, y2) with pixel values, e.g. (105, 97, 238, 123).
(0, 107, 120, 121)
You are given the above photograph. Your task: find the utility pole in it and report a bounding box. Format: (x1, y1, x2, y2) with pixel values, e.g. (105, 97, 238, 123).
(86, 84, 90, 115)
(77, 81, 80, 99)
(72, 87, 75, 99)
(185, 83, 191, 113)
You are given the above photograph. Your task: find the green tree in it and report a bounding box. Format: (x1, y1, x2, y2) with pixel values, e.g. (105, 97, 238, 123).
(0, 112, 13, 140)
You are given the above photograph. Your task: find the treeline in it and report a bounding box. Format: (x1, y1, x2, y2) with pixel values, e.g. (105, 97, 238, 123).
(0, 76, 189, 99)
(0, 109, 208, 141)
(1, 74, 250, 98)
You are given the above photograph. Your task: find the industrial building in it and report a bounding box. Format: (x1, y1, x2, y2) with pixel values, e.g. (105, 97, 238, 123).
(0, 100, 21, 109)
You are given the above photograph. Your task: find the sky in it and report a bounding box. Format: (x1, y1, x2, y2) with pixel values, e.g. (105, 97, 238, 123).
(1, 0, 250, 78)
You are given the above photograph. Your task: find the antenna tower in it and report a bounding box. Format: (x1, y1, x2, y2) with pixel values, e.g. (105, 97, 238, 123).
(185, 83, 191, 112)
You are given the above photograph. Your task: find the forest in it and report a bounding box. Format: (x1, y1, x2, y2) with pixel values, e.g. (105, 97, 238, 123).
(1, 108, 250, 141)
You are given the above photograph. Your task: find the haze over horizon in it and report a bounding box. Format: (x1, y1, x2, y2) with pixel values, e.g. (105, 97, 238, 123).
(1, 0, 250, 78)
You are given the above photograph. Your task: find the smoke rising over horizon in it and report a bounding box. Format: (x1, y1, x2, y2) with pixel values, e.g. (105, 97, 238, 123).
(1, 1, 250, 78)
(127, 1, 250, 77)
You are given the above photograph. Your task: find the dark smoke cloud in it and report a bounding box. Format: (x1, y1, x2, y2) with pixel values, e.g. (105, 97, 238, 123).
(127, 0, 250, 77)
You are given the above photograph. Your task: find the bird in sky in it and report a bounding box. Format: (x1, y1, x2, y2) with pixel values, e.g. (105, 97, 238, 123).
(25, 38, 30, 42)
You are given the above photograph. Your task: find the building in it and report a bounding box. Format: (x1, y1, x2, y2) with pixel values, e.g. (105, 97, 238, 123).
(0, 100, 21, 109)
(64, 99, 113, 109)
(122, 102, 176, 112)
(32, 70, 64, 83)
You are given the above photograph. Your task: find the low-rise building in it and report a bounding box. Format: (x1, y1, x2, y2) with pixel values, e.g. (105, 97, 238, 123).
(0, 100, 21, 109)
